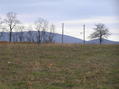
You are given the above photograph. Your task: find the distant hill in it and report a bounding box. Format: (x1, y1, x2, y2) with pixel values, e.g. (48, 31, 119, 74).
(0, 31, 83, 44)
(54, 33, 83, 43)
(0, 31, 119, 44)
(86, 39, 119, 44)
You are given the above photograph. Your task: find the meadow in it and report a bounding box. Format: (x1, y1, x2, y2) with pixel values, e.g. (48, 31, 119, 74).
(0, 43, 119, 89)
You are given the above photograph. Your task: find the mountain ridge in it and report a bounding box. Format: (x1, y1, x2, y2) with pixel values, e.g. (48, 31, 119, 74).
(0, 31, 119, 44)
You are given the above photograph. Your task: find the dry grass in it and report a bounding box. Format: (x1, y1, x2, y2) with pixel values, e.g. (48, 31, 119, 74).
(0, 43, 119, 89)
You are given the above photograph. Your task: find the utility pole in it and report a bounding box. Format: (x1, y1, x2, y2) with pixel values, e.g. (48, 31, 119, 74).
(83, 24, 85, 44)
(62, 23, 64, 44)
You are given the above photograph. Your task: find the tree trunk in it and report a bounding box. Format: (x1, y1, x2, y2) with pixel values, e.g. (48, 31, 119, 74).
(99, 35, 102, 45)
(99, 30, 102, 45)
(9, 28, 12, 42)
(38, 31, 41, 43)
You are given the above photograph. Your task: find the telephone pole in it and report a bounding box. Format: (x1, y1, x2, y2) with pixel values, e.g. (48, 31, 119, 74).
(62, 23, 64, 44)
(83, 24, 85, 44)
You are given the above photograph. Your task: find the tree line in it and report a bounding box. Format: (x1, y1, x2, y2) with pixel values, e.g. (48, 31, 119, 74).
(0, 12, 55, 43)
(0, 12, 111, 44)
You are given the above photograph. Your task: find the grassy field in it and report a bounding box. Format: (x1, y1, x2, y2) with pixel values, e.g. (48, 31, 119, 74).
(0, 43, 119, 89)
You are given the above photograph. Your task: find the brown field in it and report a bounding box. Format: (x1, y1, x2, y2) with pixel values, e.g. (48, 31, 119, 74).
(0, 43, 119, 89)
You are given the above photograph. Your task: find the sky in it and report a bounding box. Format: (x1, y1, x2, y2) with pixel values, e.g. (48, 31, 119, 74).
(0, 0, 119, 41)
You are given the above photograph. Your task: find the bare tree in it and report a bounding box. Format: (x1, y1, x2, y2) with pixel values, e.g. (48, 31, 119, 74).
(0, 18, 6, 40)
(16, 25, 25, 42)
(89, 23, 110, 44)
(48, 24, 55, 43)
(41, 19, 48, 43)
(35, 18, 48, 43)
(35, 18, 43, 43)
(0, 18, 3, 40)
(4, 12, 20, 42)
(26, 26, 35, 42)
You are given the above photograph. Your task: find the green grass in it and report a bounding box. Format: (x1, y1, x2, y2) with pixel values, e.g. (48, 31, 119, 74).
(0, 43, 119, 89)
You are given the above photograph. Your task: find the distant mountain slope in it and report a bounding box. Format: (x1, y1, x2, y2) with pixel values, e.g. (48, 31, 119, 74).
(0, 31, 119, 44)
(0, 31, 83, 43)
(87, 39, 119, 44)
(54, 33, 83, 43)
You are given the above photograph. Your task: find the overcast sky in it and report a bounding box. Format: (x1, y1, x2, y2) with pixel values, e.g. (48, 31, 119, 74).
(0, 0, 119, 41)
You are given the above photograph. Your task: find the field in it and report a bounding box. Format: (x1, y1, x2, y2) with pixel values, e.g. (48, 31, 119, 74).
(0, 43, 119, 89)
